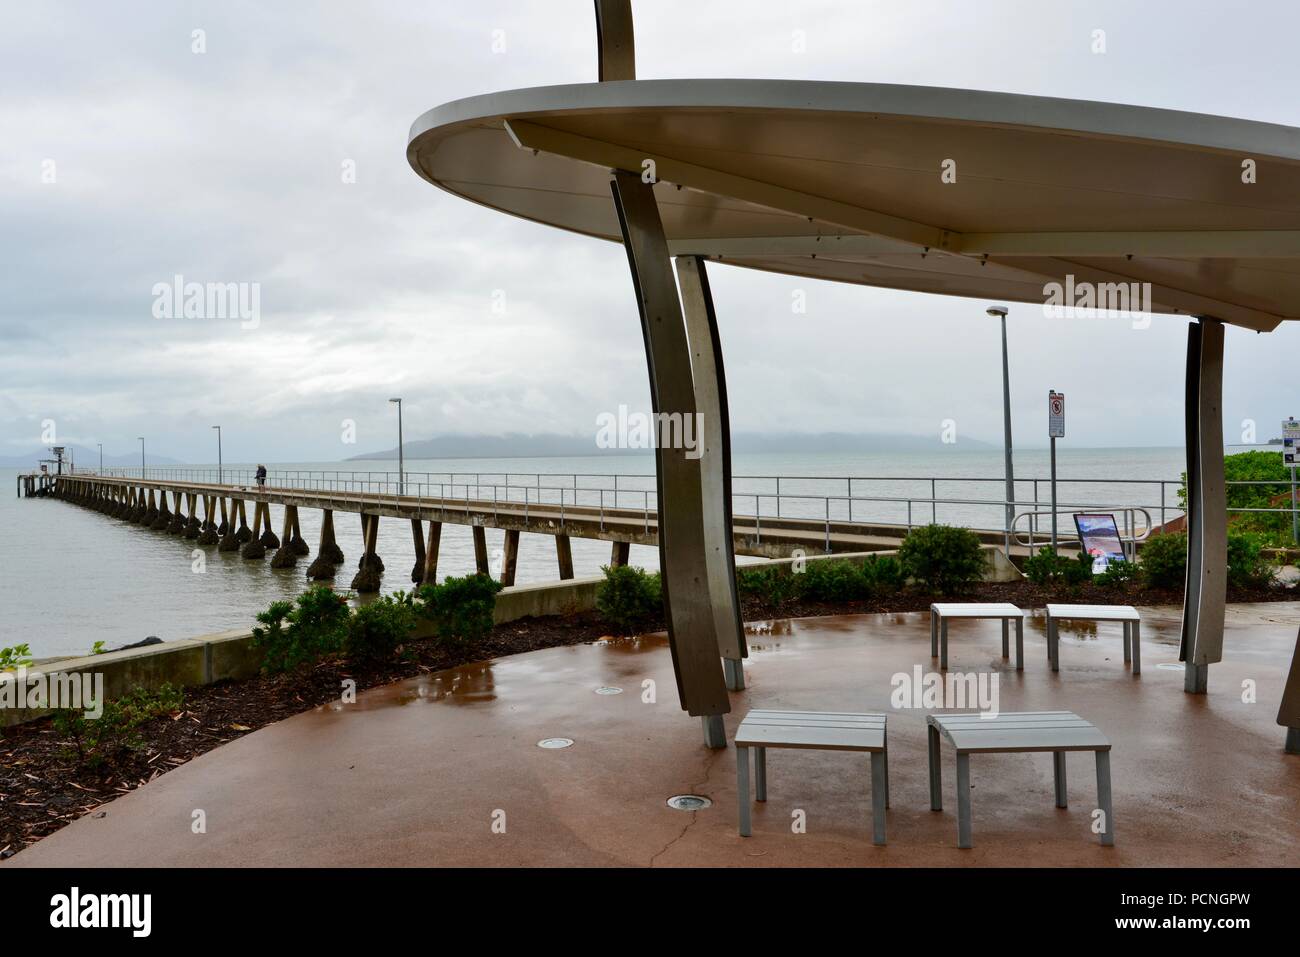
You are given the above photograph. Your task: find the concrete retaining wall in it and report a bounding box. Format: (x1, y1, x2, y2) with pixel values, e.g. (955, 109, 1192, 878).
(1, 546, 1019, 728)
(0, 575, 607, 728)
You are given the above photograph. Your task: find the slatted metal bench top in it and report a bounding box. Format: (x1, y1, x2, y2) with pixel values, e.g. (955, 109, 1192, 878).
(927, 711, 1111, 754)
(930, 602, 1023, 618)
(1045, 603, 1141, 621)
(734, 709, 886, 752)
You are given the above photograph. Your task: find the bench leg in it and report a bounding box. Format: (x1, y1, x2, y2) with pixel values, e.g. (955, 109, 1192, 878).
(931, 613, 938, 657)
(883, 728, 890, 809)
(1122, 621, 1131, 663)
(871, 751, 888, 846)
(1053, 751, 1068, 808)
(955, 752, 973, 849)
(736, 746, 751, 837)
(1131, 622, 1141, 676)
(1095, 750, 1114, 846)
(940, 620, 949, 671)
(1015, 618, 1024, 671)
(1001, 618, 1009, 658)
(755, 747, 767, 802)
(928, 724, 942, 811)
(1049, 620, 1060, 672)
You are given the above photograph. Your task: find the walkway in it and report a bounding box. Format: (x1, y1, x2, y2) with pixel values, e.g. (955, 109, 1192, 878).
(9, 604, 1299, 867)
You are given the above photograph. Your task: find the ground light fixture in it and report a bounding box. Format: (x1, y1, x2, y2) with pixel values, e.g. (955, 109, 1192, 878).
(666, 795, 713, 811)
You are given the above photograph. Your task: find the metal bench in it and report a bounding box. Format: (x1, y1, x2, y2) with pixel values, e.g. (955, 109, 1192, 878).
(927, 710, 1114, 848)
(1044, 604, 1142, 675)
(734, 709, 889, 845)
(930, 602, 1024, 671)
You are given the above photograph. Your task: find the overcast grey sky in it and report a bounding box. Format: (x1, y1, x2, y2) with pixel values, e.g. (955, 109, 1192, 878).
(2, 0, 1298, 463)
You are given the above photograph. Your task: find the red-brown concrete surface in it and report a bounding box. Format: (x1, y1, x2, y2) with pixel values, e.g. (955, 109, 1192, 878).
(9, 604, 1300, 867)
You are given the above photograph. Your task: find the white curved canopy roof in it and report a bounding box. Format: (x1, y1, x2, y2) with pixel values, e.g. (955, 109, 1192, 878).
(408, 79, 1300, 331)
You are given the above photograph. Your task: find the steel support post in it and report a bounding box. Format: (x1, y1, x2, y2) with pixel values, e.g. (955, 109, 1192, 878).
(1280, 625, 1300, 753)
(676, 255, 748, 692)
(610, 170, 730, 739)
(1180, 319, 1226, 695)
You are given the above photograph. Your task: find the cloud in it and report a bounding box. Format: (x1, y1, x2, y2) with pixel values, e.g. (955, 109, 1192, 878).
(2, 0, 1298, 461)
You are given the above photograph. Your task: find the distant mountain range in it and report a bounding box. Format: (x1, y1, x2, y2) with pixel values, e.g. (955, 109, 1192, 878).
(347, 431, 995, 461)
(0, 445, 183, 469)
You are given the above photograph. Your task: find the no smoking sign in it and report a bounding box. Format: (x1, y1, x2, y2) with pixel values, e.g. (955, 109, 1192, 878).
(1049, 391, 1065, 438)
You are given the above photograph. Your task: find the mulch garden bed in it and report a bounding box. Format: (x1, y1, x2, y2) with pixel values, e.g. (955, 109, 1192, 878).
(2, 578, 1294, 858)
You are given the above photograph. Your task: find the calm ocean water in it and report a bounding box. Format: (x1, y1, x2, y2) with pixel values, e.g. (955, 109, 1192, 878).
(2, 445, 1250, 658)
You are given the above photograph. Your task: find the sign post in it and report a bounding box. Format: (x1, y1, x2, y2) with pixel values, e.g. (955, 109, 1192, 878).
(1283, 417, 1300, 544)
(1048, 391, 1065, 555)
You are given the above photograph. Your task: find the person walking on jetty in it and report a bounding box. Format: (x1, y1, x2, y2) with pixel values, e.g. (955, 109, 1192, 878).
(255, 464, 267, 488)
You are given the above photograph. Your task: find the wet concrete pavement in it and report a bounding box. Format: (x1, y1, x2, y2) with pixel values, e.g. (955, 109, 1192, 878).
(9, 603, 1300, 867)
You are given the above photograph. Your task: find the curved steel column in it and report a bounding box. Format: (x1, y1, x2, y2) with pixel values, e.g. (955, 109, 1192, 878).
(676, 255, 748, 690)
(1280, 626, 1300, 753)
(594, 0, 635, 81)
(610, 170, 730, 729)
(1179, 318, 1226, 694)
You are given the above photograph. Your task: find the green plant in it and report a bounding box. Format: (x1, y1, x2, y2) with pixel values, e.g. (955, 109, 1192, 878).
(1096, 559, 1139, 588)
(345, 594, 417, 663)
(737, 565, 796, 606)
(251, 585, 350, 674)
(793, 559, 870, 602)
(90, 640, 108, 655)
(897, 524, 987, 595)
(417, 573, 503, 647)
(1226, 531, 1276, 589)
(1023, 548, 1094, 588)
(1180, 450, 1293, 546)
(0, 644, 33, 671)
(53, 684, 184, 768)
(1139, 532, 1187, 589)
(862, 554, 905, 595)
(594, 565, 662, 634)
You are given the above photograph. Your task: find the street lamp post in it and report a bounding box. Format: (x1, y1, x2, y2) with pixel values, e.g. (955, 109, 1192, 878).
(212, 425, 223, 484)
(389, 398, 404, 495)
(97, 443, 103, 473)
(138, 437, 146, 479)
(987, 306, 1015, 554)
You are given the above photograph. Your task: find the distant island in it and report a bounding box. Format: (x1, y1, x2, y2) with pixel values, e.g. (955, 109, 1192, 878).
(346, 431, 996, 461)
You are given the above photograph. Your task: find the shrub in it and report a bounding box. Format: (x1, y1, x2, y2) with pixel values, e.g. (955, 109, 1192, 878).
(418, 573, 503, 647)
(794, 559, 869, 602)
(345, 594, 417, 663)
(737, 565, 795, 606)
(1096, 559, 1139, 588)
(252, 585, 351, 674)
(898, 524, 987, 595)
(595, 565, 662, 634)
(53, 684, 184, 768)
(1024, 548, 1094, 588)
(1181, 450, 1292, 546)
(862, 554, 905, 595)
(250, 600, 294, 670)
(1139, 532, 1187, 589)
(1226, 532, 1275, 589)
(0, 644, 33, 671)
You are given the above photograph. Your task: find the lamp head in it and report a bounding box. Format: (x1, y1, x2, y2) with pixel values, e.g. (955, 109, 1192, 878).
(986, 305, 1009, 318)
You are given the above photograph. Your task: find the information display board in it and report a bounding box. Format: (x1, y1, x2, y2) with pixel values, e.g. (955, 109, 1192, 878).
(1283, 418, 1300, 468)
(1074, 512, 1126, 573)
